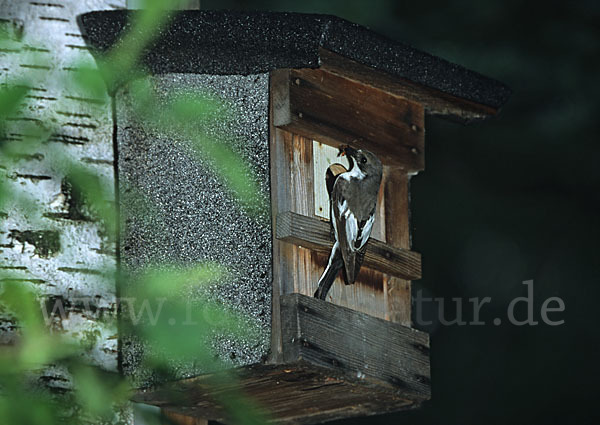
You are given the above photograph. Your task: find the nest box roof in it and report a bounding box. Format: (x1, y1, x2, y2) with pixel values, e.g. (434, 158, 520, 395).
(80, 10, 510, 121)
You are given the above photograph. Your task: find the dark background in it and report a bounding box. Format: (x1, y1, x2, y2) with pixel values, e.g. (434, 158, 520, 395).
(210, 1, 599, 424)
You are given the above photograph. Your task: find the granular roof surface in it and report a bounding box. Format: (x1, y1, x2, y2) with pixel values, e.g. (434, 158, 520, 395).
(80, 10, 510, 112)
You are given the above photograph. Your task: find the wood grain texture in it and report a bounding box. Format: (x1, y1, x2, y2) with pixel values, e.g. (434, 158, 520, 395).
(298, 136, 388, 319)
(272, 69, 291, 128)
(268, 97, 291, 363)
(318, 48, 498, 122)
(383, 169, 412, 326)
(132, 294, 430, 424)
(126, 0, 199, 8)
(289, 132, 315, 295)
(269, 71, 423, 367)
(134, 361, 422, 425)
(269, 127, 390, 332)
(161, 410, 207, 425)
(276, 211, 421, 281)
(280, 294, 430, 398)
(272, 68, 424, 171)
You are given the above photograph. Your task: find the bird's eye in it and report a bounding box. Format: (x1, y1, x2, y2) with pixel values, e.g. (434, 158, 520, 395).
(361, 157, 367, 164)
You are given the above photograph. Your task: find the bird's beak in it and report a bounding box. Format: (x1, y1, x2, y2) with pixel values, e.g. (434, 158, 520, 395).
(338, 145, 358, 158)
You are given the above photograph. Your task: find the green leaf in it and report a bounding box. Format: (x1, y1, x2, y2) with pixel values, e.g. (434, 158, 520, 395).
(0, 85, 28, 121)
(70, 363, 132, 420)
(69, 66, 110, 105)
(56, 163, 117, 242)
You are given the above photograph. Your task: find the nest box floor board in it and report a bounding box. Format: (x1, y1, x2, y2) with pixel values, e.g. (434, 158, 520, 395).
(135, 362, 422, 425)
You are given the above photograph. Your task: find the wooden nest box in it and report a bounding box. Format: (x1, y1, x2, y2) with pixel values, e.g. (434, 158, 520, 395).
(81, 10, 510, 424)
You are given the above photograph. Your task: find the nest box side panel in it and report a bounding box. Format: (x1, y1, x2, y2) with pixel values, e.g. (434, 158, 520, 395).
(383, 169, 413, 326)
(116, 73, 272, 386)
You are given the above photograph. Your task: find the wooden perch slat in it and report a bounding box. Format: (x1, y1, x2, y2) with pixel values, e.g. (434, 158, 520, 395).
(276, 211, 421, 281)
(280, 293, 430, 399)
(272, 67, 425, 172)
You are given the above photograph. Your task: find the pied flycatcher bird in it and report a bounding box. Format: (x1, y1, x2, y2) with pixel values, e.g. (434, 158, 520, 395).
(314, 145, 383, 300)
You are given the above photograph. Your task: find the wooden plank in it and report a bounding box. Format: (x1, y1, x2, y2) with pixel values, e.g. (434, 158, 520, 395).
(383, 169, 412, 326)
(133, 362, 422, 425)
(271, 69, 291, 129)
(268, 89, 293, 363)
(136, 288, 430, 422)
(318, 48, 498, 121)
(268, 122, 320, 361)
(270, 77, 328, 360)
(280, 294, 430, 398)
(289, 132, 315, 295)
(161, 410, 207, 425)
(276, 211, 421, 281)
(127, 0, 200, 8)
(271, 68, 424, 171)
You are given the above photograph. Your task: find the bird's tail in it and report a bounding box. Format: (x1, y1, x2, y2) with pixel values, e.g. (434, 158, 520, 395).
(314, 242, 343, 300)
(344, 252, 357, 284)
(341, 249, 365, 285)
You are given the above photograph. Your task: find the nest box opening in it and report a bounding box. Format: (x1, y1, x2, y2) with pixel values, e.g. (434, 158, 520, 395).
(312, 142, 349, 220)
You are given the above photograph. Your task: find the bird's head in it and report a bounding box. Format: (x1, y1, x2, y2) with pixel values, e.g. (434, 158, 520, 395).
(338, 145, 382, 177)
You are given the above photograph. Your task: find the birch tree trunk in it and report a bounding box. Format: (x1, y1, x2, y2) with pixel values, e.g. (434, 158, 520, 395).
(0, 0, 124, 387)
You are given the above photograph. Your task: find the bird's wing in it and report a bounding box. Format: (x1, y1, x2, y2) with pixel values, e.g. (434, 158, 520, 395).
(326, 163, 348, 239)
(332, 186, 352, 282)
(332, 182, 374, 284)
(335, 193, 374, 253)
(355, 213, 374, 250)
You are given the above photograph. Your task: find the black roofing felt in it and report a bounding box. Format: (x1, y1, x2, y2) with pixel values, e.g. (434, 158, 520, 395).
(79, 10, 510, 111)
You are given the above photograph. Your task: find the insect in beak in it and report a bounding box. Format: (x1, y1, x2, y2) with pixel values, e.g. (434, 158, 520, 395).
(338, 145, 357, 158)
